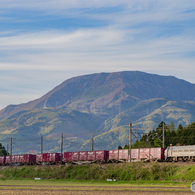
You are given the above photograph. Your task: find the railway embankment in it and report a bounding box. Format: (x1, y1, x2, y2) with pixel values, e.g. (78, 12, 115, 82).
(0, 162, 195, 182)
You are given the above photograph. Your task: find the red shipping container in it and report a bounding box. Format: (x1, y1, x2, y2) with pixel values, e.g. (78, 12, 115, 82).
(150, 148, 165, 160)
(14, 155, 20, 163)
(11, 155, 14, 163)
(131, 149, 139, 160)
(37, 153, 43, 162)
(79, 151, 88, 161)
(24, 154, 36, 163)
(11, 155, 15, 163)
(95, 150, 109, 161)
(5, 156, 11, 164)
(19, 155, 25, 163)
(71, 152, 79, 161)
(43, 153, 50, 162)
(119, 149, 128, 160)
(0, 156, 5, 164)
(87, 151, 96, 161)
(109, 150, 119, 160)
(139, 148, 150, 159)
(49, 153, 61, 162)
(64, 152, 72, 161)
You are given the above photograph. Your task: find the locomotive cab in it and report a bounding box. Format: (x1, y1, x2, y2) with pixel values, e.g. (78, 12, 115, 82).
(165, 145, 195, 162)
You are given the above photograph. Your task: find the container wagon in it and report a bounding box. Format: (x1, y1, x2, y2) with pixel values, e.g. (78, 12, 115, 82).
(87, 151, 96, 161)
(109, 150, 119, 162)
(72, 152, 79, 161)
(49, 153, 61, 164)
(37, 153, 61, 164)
(0, 156, 5, 165)
(36, 153, 43, 164)
(79, 151, 88, 161)
(139, 148, 165, 161)
(95, 150, 109, 162)
(5, 156, 11, 165)
(64, 152, 72, 162)
(118, 149, 140, 161)
(150, 148, 165, 161)
(24, 154, 36, 165)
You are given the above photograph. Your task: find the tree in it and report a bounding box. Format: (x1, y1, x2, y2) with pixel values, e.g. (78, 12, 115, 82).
(123, 144, 129, 149)
(0, 143, 9, 156)
(154, 139, 162, 147)
(168, 121, 176, 131)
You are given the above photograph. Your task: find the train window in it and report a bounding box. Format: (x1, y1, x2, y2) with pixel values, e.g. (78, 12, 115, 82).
(178, 150, 183, 152)
(172, 150, 177, 152)
(184, 150, 189, 152)
(190, 149, 195, 151)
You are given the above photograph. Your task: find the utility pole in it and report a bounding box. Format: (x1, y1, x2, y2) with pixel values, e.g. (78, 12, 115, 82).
(10, 138, 12, 163)
(61, 134, 63, 164)
(41, 136, 43, 154)
(129, 122, 132, 162)
(163, 122, 165, 148)
(7, 144, 9, 154)
(92, 131, 94, 151)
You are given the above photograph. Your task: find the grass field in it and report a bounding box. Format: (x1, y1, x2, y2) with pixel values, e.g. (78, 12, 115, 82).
(0, 162, 195, 194)
(1, 162, 195, 182)
(0, 179, 192, 187)
(0, 179, 193, 195)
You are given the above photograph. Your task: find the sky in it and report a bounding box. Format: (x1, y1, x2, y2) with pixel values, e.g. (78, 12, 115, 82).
(0, 0, 195, 110)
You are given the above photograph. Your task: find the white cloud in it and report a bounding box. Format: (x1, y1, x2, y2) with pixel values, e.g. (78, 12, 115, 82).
(0, 28, 125, 50)
(0, 27, 194, 71)
(1, 0, 195, 24)
(0, 0, 195, 110)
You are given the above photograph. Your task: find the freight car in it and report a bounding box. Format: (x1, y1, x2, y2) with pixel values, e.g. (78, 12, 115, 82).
(9, 154, 36, 165)
(0, 156, 5, 165)
(37, 153, 61, 164)
(108, 149, 140, 162)
(109, 148, 165, 162)
(64, 150, 109, 162)
(165, 145, 195, 162)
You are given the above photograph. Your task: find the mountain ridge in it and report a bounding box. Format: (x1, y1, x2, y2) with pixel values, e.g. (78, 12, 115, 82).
(1, 71, 195, 121)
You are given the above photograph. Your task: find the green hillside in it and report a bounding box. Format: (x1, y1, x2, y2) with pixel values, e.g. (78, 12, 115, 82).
(1, 98, 195, 153)
(134, 100, 195, 131)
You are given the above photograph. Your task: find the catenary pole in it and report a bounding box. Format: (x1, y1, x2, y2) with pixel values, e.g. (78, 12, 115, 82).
(7, 144, 9, 155)
(129, 122, 132, 162)
(61, 134, 63, 164)
(92, 131, 94, 151)
(163, 122, 165, 148)
(10, 138, 12, 164)
(41, 136, 43, 154)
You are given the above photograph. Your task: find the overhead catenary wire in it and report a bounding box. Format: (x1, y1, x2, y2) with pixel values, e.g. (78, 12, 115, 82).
(1, 122, 194, 155)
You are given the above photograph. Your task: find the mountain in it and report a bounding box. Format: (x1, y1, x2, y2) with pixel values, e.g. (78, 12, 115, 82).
(1, 71, 195, 121)
(1, 71, 195, 154)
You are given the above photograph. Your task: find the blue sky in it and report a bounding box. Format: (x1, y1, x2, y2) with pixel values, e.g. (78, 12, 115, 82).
(0, 0, 195, 110)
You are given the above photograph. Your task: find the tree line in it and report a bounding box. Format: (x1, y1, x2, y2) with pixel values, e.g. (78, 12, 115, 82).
(118, 121, 195, 149)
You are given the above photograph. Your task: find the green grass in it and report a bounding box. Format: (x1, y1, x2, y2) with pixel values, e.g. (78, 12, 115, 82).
(172, 165, 195, 181)
(0, 162, 193, 187)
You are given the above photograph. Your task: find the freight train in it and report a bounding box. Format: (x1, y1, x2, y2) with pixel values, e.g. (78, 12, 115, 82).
(0, 145, 194, 166)
(0, 148, 165, 165)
